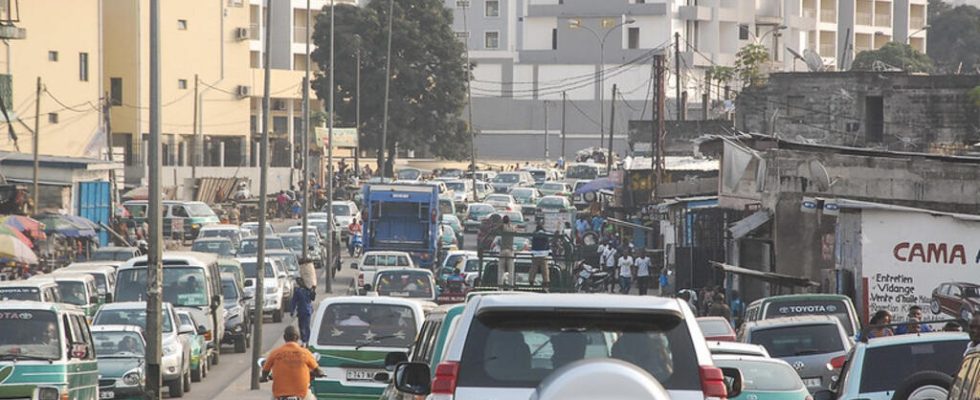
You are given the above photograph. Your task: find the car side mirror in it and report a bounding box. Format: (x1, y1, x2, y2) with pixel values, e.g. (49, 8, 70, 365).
(197, 324, 208, 335)
(384, 351, 408, 371)
(721, 367, 743, 399)
(812, 390, 837, 400)
(393, 362, 431, 395)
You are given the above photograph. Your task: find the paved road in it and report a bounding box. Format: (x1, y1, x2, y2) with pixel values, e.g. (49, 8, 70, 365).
(180, 218, 356, 400)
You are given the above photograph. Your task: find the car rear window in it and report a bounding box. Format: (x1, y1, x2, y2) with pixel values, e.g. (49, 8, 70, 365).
(859, 339, 967, 393)
(749, 324, 844, 357)
(698, 319, 733, 337)
(315, 303, 417, 348)
(375, 271, 434, 299)
(763, 299, 855, 335)
(714, 359, 804, 391)
(457, 311, 700, 390)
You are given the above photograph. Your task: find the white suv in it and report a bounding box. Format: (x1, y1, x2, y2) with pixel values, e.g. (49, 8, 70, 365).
(391, 293, 727, 400)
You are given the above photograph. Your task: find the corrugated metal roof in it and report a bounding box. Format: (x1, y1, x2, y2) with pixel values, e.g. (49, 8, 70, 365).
(625, 156, 718, 171)
(0, 150, 120, 169)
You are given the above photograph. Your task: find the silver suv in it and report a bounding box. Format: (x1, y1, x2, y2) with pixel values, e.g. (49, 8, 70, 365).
(738, 315, 853, 392)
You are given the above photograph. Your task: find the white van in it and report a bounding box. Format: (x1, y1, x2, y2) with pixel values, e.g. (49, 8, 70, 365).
(350, 251, 414, 295)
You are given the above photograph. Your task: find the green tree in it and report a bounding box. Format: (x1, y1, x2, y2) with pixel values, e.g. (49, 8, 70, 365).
(851, 42, 933, 72)
(734, 44, 770, 87)
(311, 0, 469, 173)
(927, 2, 980, 73)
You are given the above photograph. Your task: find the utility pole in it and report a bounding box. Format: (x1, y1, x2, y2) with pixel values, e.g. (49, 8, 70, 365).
(674, 32, 682, 121)
(354, 44, 361, 176)
(380, 0, 395, 177)
(543, 101, 549, 160)
(250, 0, 272, 390)
(703, 69, 710, 121)
(145, 0, 163, 397)
(654, 55, 666, 186)
(104, 92, 116, 209)
(606, 84, 616, 173)
(560, 91, 566, 160)
(192, 74, 199, 180)
(461, 1, 477, 201)
(301, 0, 311, 263)
(325, 0, 336, 294)
(32, 77, 40, 214)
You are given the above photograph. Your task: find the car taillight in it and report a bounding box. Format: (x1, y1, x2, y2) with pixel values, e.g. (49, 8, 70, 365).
(357, 273, 364, 287)
(431, 361, 460, 397)
(700, 365, 728, 400)
(828, 355, 846, 370)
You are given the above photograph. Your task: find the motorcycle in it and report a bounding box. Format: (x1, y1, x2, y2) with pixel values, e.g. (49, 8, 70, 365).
(258, 353, 324, 399)
(574, 261, 611, 293)
(349, 234, 363, 258)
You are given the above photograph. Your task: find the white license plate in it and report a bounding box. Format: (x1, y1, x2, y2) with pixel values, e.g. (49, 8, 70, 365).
(803, 377, 822, 387)
(100, 391, 115, 399)
(346, 369, 382, 382)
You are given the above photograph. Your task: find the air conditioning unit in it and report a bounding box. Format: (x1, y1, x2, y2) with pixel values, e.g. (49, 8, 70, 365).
(272, 100, 287, 111)
(236, 85, 251, 97)
(234, 27, 249, 41)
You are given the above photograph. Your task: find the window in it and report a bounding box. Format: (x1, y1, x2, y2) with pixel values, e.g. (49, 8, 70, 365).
(739, 24, 750, 40)
(628, 27, 640, 49)
(484, 31, 499, 49)
(177, 19, 188, 30)
(110, 78, 123, 106)
(455, 31, 470, 40)
(48, 113, 59, 124)
(552, 28, 558, 49)
(79, 53, 89, 81)
(273, 116, 288, 133)
(485, 0, 499, 17)
(48, 51, 58, 62)
(178, 79, 188, 90)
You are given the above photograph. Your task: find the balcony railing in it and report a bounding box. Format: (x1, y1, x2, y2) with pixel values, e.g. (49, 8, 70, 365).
(874, 13, 891, 27)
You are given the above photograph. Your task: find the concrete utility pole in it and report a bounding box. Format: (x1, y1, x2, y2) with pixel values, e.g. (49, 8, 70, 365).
(380, 0, 395, 177)
(543, 100, 549, 160)
(461, 0, 478, 201)
(32, 77, 40, 214)
(674, 32, 682, 121)
(301, 0, 311, 262)
(145, 0, 164, 397)
(104, 92, 117, 208)
(561, 91, 566, 160)
(654, 54, 666, 185)
(354, 41, 361, 176)
(250, 0, 272, 390)
(606, 84, 616, 173)
(325, 0, 336, 294)
(192, 74, 199, 180)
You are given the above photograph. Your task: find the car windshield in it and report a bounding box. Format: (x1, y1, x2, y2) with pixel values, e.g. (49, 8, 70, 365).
(457, 311, 700, 390)
(56, 281, 88, 305)
(93, 331, 145, 358)
(566, 165, 599, 180)
(749, 324, 844, 357)
(281, 235, 315, 252)
(698, 319, 734, 337)
(239, 261, 276, 278)
(469, 204, 494, 214)
(221, 280, 239, 300)
(859, 339, 967, 393)
(270, 254, 299, 273)
(95, 308, 173, 333)
(397, 169, 421, 180)
(511, 189, 533, 199)
(239, 238, 285, 254)
(446, 182, 466, 191)
(316, 303, 417, 348)
(0, 310, 61, 360)
(185, 203, 216, 217)
(541, 183, 563, 191)
(713, 359, 804, 391)
(464, 259, 482, 272)
(493, 174, 519, 183)
(0, 287, 42, 301)
(763, 300, 855, 335)
(332, 204, 351, 216)
(374, 271, 434, 299)
(192, 240, 234, 256)
(538, 197, 565, 208)
(486, 195, 510, 203)
(200, 229, 236, 240)
(116, 267, 209, 307)
(527, 170, 546, 180)
(91, 249, 133, 262)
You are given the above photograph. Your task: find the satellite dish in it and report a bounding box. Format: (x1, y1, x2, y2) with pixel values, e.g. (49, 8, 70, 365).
(807, 159, 836, 192)
(803, 49, 826, 72)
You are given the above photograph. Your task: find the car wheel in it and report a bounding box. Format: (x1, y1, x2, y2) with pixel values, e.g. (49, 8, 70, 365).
(891, 371, 952, 400)
(212, 347, 220, 366)
(168, 376, 185, 398)
(183, 369, 192, 393)
(235, 336, 247, 353)
(273, 308, 283, 323)
(192, 363, 202, 382)
(202, 357, 208, 379)
(930, 299, 941, 315)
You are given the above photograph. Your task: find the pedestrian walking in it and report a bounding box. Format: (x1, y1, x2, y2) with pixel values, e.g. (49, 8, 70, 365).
(289, 277, 316, 345)
(529, 222, 552, 290)
(498, 216, 517, 287)
(291, 199, 302, 219)
(634, 250, 652, 295)
(276, 190, 290, 219)
(730, 290, 744, 327)
(707, 293, 733, 322)
(617, 249, 634, 294)
(677, 290, 698, 315)
(602, 242, 618, 293)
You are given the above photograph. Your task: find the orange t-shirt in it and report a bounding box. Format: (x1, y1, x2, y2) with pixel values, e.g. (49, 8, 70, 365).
(263, 342, 320, 397)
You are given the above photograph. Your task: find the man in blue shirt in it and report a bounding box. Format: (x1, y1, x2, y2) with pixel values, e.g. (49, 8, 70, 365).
(894, 305, 933, 334)
(289, 277, 316, 345)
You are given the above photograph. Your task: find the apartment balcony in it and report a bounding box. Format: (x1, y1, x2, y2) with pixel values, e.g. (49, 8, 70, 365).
(820, 8, 836, 23)
(874, 13, 891, 27)
(679, 5, 711, 21)
(249, 23, 260, 40)
(910, 16, 926, 29)
(293, 26, 311, 43)
(856, 11, 872, 25)
(0, 0, 24, 40)
(819, 42, 835, 57)
(803, 8, 818, 19)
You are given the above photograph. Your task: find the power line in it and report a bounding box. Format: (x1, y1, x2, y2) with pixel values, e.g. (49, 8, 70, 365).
(43, 89, 100, 113)
(565, 97, 602, 128)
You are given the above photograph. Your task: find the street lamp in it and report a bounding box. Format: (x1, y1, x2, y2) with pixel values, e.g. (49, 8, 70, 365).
(569, 17, 635, 147)
(907, 24, 929, 44)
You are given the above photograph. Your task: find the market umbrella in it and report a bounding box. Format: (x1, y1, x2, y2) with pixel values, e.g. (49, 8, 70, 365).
(63, 215, 100, 231)
(1, 215, 47, 240)
(0, 225, 33, 248)
(34, 214, 97, 238)
(0, 235, 38, 264)
(122, 186, 148, 200)
(573, 177, 617, 195)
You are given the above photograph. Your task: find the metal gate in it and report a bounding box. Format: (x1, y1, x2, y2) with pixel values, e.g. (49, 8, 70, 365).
(78, 181, 111, 246)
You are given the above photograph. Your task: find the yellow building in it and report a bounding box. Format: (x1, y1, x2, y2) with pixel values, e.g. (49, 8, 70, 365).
(0, 0, 103, 159)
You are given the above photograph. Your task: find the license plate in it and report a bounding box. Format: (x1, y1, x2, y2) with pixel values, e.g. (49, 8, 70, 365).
(803, 377, 822, 387)
(346, 368, 382, 382)
(100, 391, 115, 399)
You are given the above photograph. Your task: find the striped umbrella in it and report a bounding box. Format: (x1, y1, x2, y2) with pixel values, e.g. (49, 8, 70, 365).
(0, 235, 38, 264)
(0, 225, 32, 248)
(0, 215, 46, 241)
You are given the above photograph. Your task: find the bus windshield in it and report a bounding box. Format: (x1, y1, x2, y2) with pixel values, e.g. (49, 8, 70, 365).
(116, 267, 209, 307)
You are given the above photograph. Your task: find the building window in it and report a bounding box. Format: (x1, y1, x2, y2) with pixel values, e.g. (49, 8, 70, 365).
(48, 113, 59, 124)
(79, 53, 89, 82)
(48, 51, 59, 62)
(178, 79, 188, 90)
(484, 31, 499, 49)
(177, 19, 188, 30)
(455, 31, 470, 40)
(273, 116, 288, 133)
(739, 24, 750, 40)
(110, 78, 123, 106)
(485, 0, 499, 17)
(628, 27, 640, 49)
(552, 28, 558, 49)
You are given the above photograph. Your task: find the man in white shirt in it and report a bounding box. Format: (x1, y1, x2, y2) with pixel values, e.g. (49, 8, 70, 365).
(634, 250, 652, 296)
(603, 244, 618, 293)
(617, 250, 635, 294)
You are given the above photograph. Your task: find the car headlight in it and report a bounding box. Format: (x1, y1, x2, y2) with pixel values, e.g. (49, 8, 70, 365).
(122, 369, 142, 386)
(164, 343, 181, 356)
(36, 387, 60, 400)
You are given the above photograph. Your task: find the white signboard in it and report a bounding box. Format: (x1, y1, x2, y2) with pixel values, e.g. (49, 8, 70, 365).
(860, 209, 980, 322)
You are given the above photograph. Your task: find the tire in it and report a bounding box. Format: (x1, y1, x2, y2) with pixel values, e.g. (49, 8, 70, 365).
(891, 371, 953, 400)
(191, 364, 202, 382)
(202, 357, 208, 379)
(931, 299, 941, 315)
(168, 377, 185, 398)
(211, 347, 220, 366)
(273, 308, 283, 323)
(235, 336, 247, 353)
(183, 370, 192, 393)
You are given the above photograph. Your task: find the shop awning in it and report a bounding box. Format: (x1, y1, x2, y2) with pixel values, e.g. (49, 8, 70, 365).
(606, 217, 654, 232)
(728, 210, 772, 239)
(710, 261, 818, 287)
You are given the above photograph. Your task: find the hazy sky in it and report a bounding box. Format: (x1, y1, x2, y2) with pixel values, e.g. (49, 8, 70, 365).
(946, 0, 980, 6)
